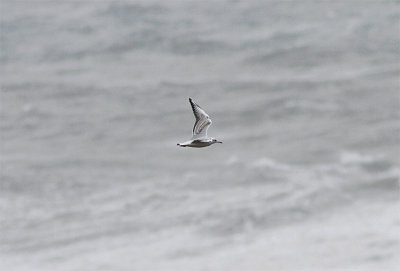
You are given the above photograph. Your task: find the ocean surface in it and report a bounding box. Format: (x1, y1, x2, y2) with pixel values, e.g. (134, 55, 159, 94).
(1, 1, 399, 270)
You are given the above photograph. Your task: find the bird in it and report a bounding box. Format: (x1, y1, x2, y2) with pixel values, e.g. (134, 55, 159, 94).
(177, 98, 223, 148)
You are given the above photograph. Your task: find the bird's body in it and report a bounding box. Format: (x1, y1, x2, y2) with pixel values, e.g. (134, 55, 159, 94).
(177, 98, 222, 148)
(177, 139, 216, 148)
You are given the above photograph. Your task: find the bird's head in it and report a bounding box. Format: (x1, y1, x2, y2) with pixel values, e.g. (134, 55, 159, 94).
(211, 138, 223, 144)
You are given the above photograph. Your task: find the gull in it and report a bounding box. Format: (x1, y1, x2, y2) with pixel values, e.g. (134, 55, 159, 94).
(177, 98, 223, 148)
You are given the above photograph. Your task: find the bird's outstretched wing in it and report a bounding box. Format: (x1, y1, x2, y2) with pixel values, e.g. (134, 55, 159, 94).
(189, 98, 212, 139)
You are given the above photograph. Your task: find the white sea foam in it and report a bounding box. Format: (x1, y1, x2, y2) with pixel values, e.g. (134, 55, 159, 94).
(339, 151, 380, 165)
(250, 157, 292, 171)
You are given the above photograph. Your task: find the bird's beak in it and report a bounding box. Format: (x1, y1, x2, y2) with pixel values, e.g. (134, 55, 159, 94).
(217, 141, 223, 144)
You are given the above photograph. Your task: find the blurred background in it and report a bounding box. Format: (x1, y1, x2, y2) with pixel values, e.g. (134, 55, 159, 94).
(1, 0, 399, 270)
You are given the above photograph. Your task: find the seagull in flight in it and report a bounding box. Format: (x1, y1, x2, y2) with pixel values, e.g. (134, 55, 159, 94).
(177, 98, 222, 148)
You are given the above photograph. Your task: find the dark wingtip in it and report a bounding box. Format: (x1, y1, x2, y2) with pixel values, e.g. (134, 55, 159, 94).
(189, 98, 195, 107)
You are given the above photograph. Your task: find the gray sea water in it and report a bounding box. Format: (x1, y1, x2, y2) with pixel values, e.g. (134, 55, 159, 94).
(1, 1, 399, 270)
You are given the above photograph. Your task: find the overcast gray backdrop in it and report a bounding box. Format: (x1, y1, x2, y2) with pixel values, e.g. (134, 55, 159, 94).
(1, 1, 399, 270)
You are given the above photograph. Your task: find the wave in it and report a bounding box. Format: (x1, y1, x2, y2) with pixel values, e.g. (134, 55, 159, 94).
(249, 157, 292, 171)
(339, 151, 380, 165)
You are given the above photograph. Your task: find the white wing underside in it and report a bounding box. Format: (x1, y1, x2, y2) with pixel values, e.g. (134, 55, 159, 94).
(189, 98, 212, 140)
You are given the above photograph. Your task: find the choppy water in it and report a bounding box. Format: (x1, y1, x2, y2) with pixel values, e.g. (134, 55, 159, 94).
(1, 1, 399, 270)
